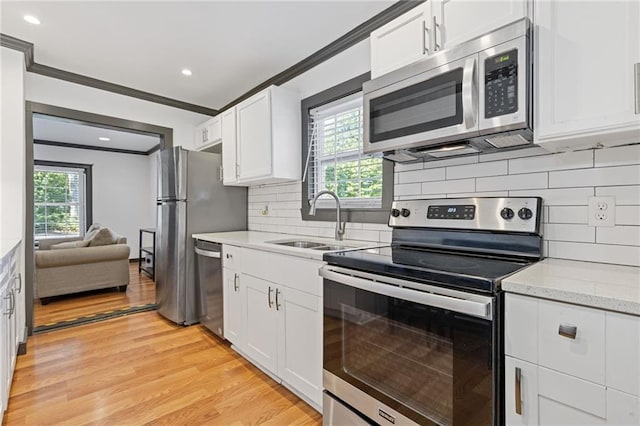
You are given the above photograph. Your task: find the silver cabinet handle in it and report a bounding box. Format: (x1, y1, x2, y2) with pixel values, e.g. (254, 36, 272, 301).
(4, 290, 15, 317)
(3, 293, 11, 316)
(515, 367, 522, 415)
(14, 273, 22, 293)
(275, 288, 281, 311)
(203, 127, 208, 142)
(268, 286, 273, 308)
(233, 273, 239, 292)
(226, 253, 233, 259)
(219, 165, 223, 181)
(433, 16, 440, 51)
(634, 63, 639, 115)
(558, 324, 577, 339)
(422, 20, 429, 54)
(194, 247, 221, 258)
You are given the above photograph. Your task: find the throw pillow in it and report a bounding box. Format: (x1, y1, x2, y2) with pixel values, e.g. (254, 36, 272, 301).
(51, 240, 91, 250)
(88, 228, 116, 247)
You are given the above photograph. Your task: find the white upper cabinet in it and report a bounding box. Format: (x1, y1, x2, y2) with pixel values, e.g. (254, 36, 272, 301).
(370, 2, 432, 79)
(370, 0, 529, 78)
(535, 1, 640, 151)
(432, 0, 529, 51)
(221, 85, 300, 186)
(194, 116, 222, 150)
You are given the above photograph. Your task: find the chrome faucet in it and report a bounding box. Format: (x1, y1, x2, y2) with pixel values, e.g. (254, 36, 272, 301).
(309, 190, 346, 241)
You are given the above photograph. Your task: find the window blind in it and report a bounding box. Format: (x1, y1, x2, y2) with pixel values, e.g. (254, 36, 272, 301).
(305, 92, 383, 209)
(34, 166, 86, 239)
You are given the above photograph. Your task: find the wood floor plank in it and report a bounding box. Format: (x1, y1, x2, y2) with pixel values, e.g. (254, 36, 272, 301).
(5, 311, 322, 425)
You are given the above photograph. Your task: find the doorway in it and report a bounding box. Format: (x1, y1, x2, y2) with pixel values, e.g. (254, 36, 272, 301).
(25, 102, 173, 333)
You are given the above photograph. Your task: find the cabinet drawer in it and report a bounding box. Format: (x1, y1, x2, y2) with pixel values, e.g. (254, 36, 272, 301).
(222, 245, 241, 269)
(539, 365, 606, 420)
(607, 311, 640, 397)
(608, 388, 640, 426)
(538, 299, 605, 385)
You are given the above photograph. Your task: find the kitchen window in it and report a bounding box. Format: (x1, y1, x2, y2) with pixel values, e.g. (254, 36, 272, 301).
(301, 73, 393, 223)
(34, 161, 92, 239)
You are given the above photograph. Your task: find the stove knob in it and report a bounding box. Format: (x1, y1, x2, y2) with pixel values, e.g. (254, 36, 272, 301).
(518, 207, 533, 220)
(390, 208, 400, 218)
(500, 207, 515, 220)
(401, 208, 411, 218)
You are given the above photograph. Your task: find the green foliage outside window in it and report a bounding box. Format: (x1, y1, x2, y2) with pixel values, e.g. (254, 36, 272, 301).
(34, 170, 81, 237)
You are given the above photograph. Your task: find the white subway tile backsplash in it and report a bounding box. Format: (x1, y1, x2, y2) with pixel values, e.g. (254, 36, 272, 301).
(543, 223, 595, 243)
(249, 146, 640, 267)
(548, 241, 640, 267)
(616, 206, 640, 226)
(548, 206, 588, 224)
(509, 188, 594, 206)
(596, 186, 640, 205)
(477, 172, 547, 191)
(595, 144, 640, 167)
(596, 226, 640, 246)
(549, 165, 640, 188)
(446, 161, 507, 179)
(508, 150, 593, 174)
(398, 167, 445, 184)
(422, 179, 475, 194)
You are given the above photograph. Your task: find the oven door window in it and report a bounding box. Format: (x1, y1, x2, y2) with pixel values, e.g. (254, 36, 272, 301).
(368, 68, 463, 143)
(324, 279, 494, 426)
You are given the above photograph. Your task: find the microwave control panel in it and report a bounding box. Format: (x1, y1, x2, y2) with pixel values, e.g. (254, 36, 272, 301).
(484, 49, 518, 118)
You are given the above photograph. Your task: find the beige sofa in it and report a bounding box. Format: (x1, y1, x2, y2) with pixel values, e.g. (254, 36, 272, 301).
(35, 227, 130, 304)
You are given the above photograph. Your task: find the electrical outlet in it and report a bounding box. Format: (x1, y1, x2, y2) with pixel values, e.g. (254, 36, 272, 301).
(588, 196, 615, 227)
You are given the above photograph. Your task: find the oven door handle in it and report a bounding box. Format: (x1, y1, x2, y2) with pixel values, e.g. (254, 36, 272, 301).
(320, 266, 492, 320)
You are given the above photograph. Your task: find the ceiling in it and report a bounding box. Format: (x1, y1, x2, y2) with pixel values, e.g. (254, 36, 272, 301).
(0, 1, 394, 110)
(33, 114, 161, 152)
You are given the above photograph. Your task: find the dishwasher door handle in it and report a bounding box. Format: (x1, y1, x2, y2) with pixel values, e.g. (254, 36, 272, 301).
(195, 247, 221, 258)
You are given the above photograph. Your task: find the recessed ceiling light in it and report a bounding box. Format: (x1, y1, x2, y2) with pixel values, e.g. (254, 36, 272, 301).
(24, 15, 40, 25)
(181, 69, 192, 76)
(98, 137, 110, 141)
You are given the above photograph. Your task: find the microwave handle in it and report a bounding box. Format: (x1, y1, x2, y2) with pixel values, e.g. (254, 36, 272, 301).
(462, 57, 478, 129)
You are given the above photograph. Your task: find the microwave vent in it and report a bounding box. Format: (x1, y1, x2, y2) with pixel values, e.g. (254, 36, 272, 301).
(485, 134, 530, 148)
(384, 150, 419, 162)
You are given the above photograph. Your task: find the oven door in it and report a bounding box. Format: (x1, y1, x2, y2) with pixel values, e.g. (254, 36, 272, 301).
(321, 265, 497, 426)
(363, 54, 479, 155)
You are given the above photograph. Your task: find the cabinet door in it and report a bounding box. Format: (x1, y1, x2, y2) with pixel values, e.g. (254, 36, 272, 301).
(277, 286, 322, 407)
(194, 123, 207, 149)
(223, 268, 243, 349)
(432, 0, 527, 51)
(370, 2, 431, 78)
(505, 356, 539, 426)
(208, 117, 222, 144)
(237, 90, 272, 182)
(535, 1, 640, 148)
(0, 285, 8, 416)
(12, 248, 25, 347)
(607, 388, 640, 426)
(243, 274, 278, 374)
(221, 108, 242, 185)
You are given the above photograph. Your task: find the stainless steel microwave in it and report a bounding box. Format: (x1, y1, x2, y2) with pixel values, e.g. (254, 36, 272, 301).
(363, 19, 532, 162)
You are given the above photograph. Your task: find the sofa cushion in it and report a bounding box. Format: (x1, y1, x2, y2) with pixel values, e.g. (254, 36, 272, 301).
(51, 240, 91, 250)
(88, 228, 116, 247)
(36, 244, 130, 268)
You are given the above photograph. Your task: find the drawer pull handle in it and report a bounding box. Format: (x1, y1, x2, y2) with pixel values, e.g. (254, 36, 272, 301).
(515, 367, 522, 415)
(268, 286, 273, 308)
(233, 273, 239, 292)
(226, 253, 233, 259)
(558, 324, 577, 339)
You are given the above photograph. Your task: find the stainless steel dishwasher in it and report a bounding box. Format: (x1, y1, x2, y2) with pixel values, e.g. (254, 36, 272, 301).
(194, 240, 223, 338)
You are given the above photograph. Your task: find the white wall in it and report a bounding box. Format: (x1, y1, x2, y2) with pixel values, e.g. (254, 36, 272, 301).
(25, 73, 210, 150)
(0, 47, 26, 242)
(34, 144, 154, 259)
(246, 40, 640, 268)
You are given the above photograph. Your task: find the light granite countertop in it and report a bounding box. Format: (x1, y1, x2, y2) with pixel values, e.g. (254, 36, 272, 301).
(503, 258, 640, 316)
(192, 230, 382, 261)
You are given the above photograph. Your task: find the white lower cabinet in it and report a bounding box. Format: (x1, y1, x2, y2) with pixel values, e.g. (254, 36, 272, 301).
(505, 293, 640, 425)
(221, 244, 323, 410)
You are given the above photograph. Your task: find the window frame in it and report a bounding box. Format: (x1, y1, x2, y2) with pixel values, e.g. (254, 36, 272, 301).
(300, 72, 394, 224)
(33, 160, 93, 240)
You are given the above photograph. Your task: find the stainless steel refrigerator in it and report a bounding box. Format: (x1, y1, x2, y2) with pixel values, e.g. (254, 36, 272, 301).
(156, 147, 247, 325)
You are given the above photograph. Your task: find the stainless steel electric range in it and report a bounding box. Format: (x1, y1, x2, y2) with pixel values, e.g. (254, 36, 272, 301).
(321, 197, 543, 426)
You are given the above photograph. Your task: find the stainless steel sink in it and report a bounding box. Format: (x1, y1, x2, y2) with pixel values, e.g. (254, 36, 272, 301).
(311, 245, 355, 251)
(269, 240, 327, 249)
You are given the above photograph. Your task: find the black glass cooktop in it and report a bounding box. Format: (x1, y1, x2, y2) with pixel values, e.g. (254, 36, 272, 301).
(323, 245, 534, 294)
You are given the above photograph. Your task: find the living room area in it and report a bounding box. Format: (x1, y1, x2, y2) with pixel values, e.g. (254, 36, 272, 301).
(31, 112, 161, 330)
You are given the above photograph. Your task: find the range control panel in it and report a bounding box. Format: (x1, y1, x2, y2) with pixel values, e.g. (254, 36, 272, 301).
(389, 197, 542, 234)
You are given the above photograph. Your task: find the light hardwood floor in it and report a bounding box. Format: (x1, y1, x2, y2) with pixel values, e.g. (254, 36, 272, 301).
(34, 262, 156, 327)
(5, 310, 322, 425)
